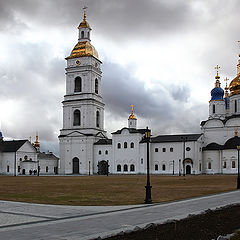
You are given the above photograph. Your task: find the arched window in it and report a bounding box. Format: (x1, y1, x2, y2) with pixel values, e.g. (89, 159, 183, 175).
(155, 164, 158, 171)
(130, 142, 134, 148)
(74, 77, 82, 92)
(117, 165, 121, 172)
(235, 100, 237, 113)
(46, 166, 49, 173)
(124, 164, 128, 172)
(81, 31, 84, 39)
(95, 79, 98, 94)
(117, 143, 121, 149)
(213, 104, 216, 114)
(162, 164, 166, 171)
(232, 161, 236, 168)
(208, 162, 211, 169)
(73, 110, 81, 126)
(170, 147, 173, 152)
(98, 150, 101, 155)
(105, 150, 108, 155)
(124, 142, 127, 148)
(130, 164, 135, 172)
(7, 165, 9, 172)
(87, 32, 90, 39)
(96, 111, 100, 127)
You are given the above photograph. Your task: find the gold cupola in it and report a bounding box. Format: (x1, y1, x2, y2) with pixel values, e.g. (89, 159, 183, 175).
(34, 134, 40, 152)
(78, 10, 91, 30)
(229, 52, 240, 96)
(65, 8, 99, 60)
(129, 104, 137, 120)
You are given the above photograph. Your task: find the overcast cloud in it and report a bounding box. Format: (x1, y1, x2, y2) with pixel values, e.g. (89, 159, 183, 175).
(0, 0, 239, 155)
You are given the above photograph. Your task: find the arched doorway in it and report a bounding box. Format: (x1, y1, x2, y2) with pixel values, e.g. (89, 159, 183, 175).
(72, 157, 79, 174)
(98, 160, 108, 175)
(186, 165, 191, 175)
(183, 158, 193, 175)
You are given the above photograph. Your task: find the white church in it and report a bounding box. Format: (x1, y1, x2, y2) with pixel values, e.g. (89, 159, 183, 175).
(58, 11, 240, 176)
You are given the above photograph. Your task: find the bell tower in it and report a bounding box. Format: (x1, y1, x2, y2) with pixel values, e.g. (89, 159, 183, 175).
(59, 9, 106, 174)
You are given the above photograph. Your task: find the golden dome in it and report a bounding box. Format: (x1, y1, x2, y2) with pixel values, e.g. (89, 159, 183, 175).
(128, 104, 137, 120)
(78, 12, 91, 30)
(229, 57, 240, 96)
(129, 113, 137, 120)
(66, 41, 99, 60)
(229, 75, 240, 96)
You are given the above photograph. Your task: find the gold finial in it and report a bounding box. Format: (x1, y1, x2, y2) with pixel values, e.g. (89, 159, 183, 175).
(34, 133, 40, 148)
(215, 65, 220, 79)
(235, 126, 238, 137)
(224, 77, 229, 88)
(224, 77, 229, 98)
(129, 104, 137, 120)
(130, 104, 134, 114)
(214, 65, 221, 87)
(83, 6, 88, 20)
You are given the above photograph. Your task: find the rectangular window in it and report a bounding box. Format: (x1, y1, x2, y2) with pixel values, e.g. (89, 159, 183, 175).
(199, 163, 201, 171)
(170, 147, 173, 152)
(7, 165, 9, 173)
(46, 166, 49, 173)
(223, 161, 227, 168)
(155, 164, 158, 171)
(18, 166, 21, 173)
(141, 158, 143, 164)
(232, 161, 236, 168)
(155, 148, 158, 152)
(162, 148, 166, 152)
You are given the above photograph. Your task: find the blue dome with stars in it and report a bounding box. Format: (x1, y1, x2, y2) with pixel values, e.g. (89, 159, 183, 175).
(211, 87, 224, 100)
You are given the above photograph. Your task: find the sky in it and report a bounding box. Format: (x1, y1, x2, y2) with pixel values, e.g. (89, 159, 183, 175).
(0, 0, 239, 155)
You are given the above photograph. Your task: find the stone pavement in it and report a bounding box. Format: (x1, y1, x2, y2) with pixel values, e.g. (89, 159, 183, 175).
(0, 190, 239, 240)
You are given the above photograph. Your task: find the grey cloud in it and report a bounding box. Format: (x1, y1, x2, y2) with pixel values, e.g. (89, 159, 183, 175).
(102, 61, 203, 135)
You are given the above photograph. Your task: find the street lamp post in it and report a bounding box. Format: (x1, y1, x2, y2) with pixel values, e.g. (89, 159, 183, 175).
(89, 161, 90, 176)
(145, 127, 152, 204)
(173, 160, 175, 175)
(237, 146, 240, 189)
(179, 159, 181, 176)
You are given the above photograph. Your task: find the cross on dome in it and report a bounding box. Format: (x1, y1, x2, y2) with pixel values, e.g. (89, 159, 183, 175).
(215, 65, 220, 78)
(83, 6, 88, 20)
(224, 77, 229, 88)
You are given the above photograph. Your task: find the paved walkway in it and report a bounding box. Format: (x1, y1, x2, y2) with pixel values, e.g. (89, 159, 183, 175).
(0, 190, 239, 239)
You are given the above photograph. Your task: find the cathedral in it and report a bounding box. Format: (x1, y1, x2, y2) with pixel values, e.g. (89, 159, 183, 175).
(59, 11, 240, 175)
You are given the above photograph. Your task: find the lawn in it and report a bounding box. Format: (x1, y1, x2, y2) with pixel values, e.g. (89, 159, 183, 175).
(0, 175, 237, 206)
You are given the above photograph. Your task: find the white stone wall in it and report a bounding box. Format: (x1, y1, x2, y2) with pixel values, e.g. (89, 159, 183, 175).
(150, 140, 202, 175)
(209, 100, 226, 119)
(112, 129, 144, 174)
(93, 145, 112, 173)
(39, 159, 58, 175)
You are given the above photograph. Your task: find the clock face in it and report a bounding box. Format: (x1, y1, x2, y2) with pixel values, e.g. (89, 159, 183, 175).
(75, 59, 81, 65)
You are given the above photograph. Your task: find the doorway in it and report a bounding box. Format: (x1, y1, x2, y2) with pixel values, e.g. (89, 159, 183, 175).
(72, 157, 79, 174)
(186, 165, 191, 175)
(98, 160, 108, 175)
